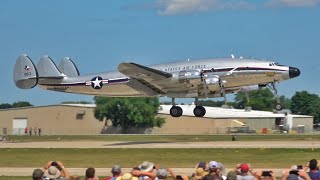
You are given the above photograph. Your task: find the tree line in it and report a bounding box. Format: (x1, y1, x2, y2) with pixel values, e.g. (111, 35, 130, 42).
(0, 101, 32, 109)
(196, 89, 320, 123)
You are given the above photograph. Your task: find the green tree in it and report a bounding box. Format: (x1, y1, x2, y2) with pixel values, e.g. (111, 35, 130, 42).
(199, 100, 225, 107)
(94, 97, 165, 133)
(291, 91, 320, 123)
(234, 88, 276, 111)
(12, 101, 33, 108)
(0, 103, 13, 109)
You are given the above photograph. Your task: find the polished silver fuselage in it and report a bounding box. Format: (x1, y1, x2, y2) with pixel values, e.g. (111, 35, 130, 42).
(38, 58, 291, 98)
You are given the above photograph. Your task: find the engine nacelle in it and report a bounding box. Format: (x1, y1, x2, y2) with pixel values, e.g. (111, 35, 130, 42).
(171, 70, 202, 85)
(204, 75, 220, 85)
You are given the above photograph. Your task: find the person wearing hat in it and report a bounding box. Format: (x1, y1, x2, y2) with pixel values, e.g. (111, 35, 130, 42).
(43, 161, 70, 180)
(191, 167, 209, 180)
(103, 165, 122, 180)
(202, 161, 223, 180)
(236, 163, 254, 180)
(134, 161, 157, 180)
(116, 173, 139, 180)
(131, 167, 156, 180)
(32, 168, 44, 180)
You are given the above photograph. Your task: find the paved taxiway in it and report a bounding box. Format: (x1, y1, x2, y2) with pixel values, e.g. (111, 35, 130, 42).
(1, 140, 319, 148)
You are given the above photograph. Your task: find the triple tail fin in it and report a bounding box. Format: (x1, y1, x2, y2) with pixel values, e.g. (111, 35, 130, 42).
(58, 57, 80, 77)
(13, 54, 66, 89)
(37, 56, 65, 78)
(13, 54, 38, 89)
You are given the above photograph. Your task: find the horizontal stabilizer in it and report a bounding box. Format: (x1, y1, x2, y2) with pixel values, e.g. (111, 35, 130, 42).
(58, 57, 80, 77)
(37, 56, 65, 78)
(13, 54, 38, 89)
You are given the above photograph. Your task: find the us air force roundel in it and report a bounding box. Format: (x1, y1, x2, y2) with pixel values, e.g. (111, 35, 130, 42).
(84, 76, 109, 90)
(91, 76, 103, 89)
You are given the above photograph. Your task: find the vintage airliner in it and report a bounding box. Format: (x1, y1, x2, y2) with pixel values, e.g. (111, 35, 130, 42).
(13, 54, 300, 117)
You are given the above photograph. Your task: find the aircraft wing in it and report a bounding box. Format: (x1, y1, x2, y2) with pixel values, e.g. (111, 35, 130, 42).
(118, 62, 172, 82)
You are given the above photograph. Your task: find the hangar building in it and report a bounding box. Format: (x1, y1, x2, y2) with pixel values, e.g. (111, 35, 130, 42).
(0, 104, 313, 135)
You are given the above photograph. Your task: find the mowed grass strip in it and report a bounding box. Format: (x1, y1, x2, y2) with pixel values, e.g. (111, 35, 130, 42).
(0, 148, 319, 168)
(0, 176, 29, 180)
(7, 134, 320, 142)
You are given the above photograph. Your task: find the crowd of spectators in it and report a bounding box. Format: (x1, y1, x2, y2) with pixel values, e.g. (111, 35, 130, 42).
(32, 159, 320, 180)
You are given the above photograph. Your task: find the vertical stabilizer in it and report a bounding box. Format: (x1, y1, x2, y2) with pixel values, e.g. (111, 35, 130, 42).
(13, 54, 38, 89)
(58, 57, 80, 77)
(37, 56, 65, 78)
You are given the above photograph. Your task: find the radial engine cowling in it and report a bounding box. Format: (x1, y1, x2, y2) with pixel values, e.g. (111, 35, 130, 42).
(174, 70, 202, 84)
(204, 75, 220, 85)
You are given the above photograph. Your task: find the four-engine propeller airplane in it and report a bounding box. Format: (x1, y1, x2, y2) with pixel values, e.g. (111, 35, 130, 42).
(13, 54, 300, 117)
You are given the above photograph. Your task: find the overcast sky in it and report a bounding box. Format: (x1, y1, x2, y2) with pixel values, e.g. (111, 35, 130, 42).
(1, 0, 319, 105)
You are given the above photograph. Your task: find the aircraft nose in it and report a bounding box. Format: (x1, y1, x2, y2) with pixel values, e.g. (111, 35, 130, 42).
(289, 66, 301, 78)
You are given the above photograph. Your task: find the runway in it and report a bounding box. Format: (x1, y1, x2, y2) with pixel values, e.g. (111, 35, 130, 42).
(1, 140, 319, 148)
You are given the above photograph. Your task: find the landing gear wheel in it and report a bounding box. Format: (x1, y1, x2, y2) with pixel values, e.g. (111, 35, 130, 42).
(193, 106, 206, 117)
(275, 104, 282, 111)
(170, 106, 183, 117)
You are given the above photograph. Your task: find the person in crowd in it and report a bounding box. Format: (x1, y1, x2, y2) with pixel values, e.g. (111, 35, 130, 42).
(85, 167, 99, 180)
(282, 165, 311, 180)
(29, 127, 32, 136)
(32, 168, 44, 180)
(131, 166, 156, 180)
(191, 162, 208, 180)
(202, 161, 223, 180)
(137, 161, 157, 180)
(307, 159, 320, 180)
(34, 126, 37, 136)
(70, 176, 80, 180)
(38, 127, 42, 136)
(43, 161, 70, 180)
(191, 167, 208, 180)
(156, 168, 168, 180)
(236, 163, 254, 180)
(226, 171, 237, 180)
(196, 162, 208, 171)
(117, 173, 139, 180)
(103, 165, 122, 180)
(253, 170, 276, 180)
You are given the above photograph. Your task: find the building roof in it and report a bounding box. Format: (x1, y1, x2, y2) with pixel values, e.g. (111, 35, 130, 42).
(0, 103, 96, 111)
(0, 104, 312, 119)
(158, 105, 313, 119)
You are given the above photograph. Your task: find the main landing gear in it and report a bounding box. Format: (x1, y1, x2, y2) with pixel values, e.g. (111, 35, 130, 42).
(268, 82, 282, 111)
(170, 98, 183, 117)
(169, 98, 206, 117)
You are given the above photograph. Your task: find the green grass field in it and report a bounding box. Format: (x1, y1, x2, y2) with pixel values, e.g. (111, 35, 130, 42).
(0, 176, 29, 180)
(0, 148, 318, 168)
(6, 134, 320, 142)
(2, 135, 319, 179)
